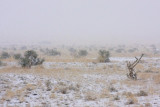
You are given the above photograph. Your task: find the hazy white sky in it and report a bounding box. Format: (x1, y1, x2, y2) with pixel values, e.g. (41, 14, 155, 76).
(0, 0, 160, 45)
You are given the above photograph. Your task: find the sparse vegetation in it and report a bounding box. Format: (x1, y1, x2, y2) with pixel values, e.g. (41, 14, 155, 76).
(0, 44, 159, 106)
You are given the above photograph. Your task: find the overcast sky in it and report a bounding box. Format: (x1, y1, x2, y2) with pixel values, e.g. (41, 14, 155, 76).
(0, 0, 160, 45)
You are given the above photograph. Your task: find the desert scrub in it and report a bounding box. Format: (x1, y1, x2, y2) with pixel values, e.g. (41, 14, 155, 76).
(78, 50, 88, 57)
(85, 91, 98, 101)
(45, 80, 52, 91)
(1, 52, 10, 59)
(0, 60, 3, 66)
(14, 53, 21, 60)
(46, 49, 61, 56)
(98, 50, 110, 63)
(0, 60, 6, 66)
(19, 50, 44, 68)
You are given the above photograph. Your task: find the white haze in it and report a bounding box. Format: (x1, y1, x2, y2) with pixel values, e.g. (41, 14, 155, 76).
(0, 0, 160, 45)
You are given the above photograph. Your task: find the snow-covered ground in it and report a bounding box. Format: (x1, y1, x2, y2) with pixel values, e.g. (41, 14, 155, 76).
(0, 72, 160, 107)
(0, 57, 160, 106)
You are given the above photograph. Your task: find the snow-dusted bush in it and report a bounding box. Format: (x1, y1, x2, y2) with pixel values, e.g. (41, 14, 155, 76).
(19, 50, 44, 68)
(98, 50, 110, 63)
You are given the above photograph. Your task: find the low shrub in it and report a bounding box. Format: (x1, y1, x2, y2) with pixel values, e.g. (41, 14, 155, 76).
(19, 50, 44, 68)
(1, 52, 10, 59)
(78, 50, 88, 57)
(98, 50, 110, 63)
(46, 49, 61, 56)
(14, 53, 21, 60)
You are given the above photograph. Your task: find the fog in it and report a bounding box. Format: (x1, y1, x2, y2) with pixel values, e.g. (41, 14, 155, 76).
(0, 0, 160, 45)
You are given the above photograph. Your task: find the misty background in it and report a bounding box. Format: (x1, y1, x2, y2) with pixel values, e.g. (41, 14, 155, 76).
(0, 0, 160, 45)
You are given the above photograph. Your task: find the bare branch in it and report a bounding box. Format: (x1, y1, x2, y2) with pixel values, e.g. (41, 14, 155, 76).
(126, 54, 144, 80)
(131, 54, 144, 68)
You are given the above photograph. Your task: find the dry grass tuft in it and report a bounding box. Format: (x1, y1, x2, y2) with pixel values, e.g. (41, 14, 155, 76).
(50, 93, 56, 99)
(113, 95, 120, 100)
(25, 84, 36, 91)
(85, 91, 98, 101)
(145, 103, 152, 107)
(4, 90, 15, 101)
(45, 80, 52, 91)
(138, 73, 152, 80)
(124, 92, 138, 104)
(100, 88, 110, 98)
(153, 74, 160, 84)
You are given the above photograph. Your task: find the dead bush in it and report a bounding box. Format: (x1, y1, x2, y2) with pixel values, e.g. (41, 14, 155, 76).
(114, 95, 120, 100)
(109, 86, 117, 92)
(137, 90, 148, 96)
(59, 86, 68, 94)
(126, 99, 135, 105)
(45, 80, 52, 91)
